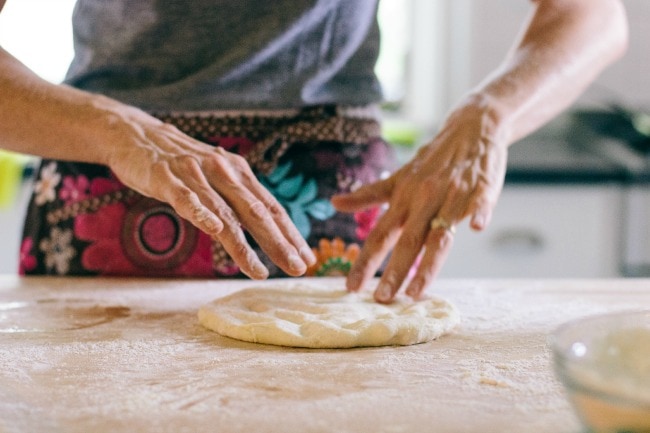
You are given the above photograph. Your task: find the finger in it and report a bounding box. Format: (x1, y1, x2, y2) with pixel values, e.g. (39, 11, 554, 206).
(467, 145, 507, 230)
(468, 187, 494, 231)
(147, 156, 224, 237)
(213, 208, 270, 280)
(241, 196, 309, 276)
(165, 175, 225, 238)
(158, 159, 269, 279)
(404, 227, 455, 300)
(238, 165, 316, 266)
(331, 176, 394, 212)
(373, 212, 431, 303)
(467, 174, 501, 231)
(204, 151, 309, 276)
(346, 208, 403, 293)
(398, 178, 466, 299)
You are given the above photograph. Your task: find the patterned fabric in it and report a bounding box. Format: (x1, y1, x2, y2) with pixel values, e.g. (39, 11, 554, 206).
(19, 106, 395, 278)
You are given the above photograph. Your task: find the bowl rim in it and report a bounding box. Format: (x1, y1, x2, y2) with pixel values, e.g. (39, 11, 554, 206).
(551, 309, 650, 339)
(549, 309, 650, 408)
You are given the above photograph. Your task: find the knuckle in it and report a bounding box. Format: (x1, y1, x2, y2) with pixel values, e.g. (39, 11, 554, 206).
(150, 160, 171, 177)
(233, 243, 251, 261)
(435, 231, 455, 250)
(418, 177, 437, 195)
(215, 148, 248, 168)
(175, 153, 198, 168)
(267, 201, 284, 217)
(364, 231, 388, 252)
(472, 187, 498, 209)
(249, 200, 269, 220)
(472, 195, 492, 211)
(447, 179, 461, 195)
(399, 231, 423, 251)
(263, 199, 288, 220)
(218, 209, 240, 227)
(160, 122, 181, 135)
(365, 216, 396, 248)
(448, 178, 468, 196)
(170, 188, 197, 210)
(174, 155, 203, 177)
(226, 151, 248, 166)
(206, 154, 252, 188)
(205, 151, 231, 174)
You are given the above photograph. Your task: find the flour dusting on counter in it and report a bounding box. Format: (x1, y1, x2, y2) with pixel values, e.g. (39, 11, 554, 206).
(1, 277, 649, 433)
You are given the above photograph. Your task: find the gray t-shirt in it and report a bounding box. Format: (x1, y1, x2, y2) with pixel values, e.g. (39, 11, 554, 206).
(65, 0, 383, 111)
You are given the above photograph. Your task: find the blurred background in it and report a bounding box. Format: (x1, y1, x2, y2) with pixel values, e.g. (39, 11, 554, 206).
(0, 0, 648, 277)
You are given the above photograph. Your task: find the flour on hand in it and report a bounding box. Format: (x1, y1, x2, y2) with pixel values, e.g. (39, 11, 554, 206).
(198, 282, 460, 348)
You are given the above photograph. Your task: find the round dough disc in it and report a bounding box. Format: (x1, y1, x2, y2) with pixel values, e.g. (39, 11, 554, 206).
(198, 283, 460, 348)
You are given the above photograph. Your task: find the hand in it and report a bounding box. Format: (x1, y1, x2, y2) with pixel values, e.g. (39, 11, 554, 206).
(332, 97, 508, 303)
(97, 100, 315, 279)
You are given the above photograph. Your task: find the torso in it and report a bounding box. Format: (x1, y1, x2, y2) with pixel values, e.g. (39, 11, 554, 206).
(66, 0, 383, 111)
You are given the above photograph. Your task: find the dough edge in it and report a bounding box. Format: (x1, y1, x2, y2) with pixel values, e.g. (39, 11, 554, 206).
(198, 282, 460, 349)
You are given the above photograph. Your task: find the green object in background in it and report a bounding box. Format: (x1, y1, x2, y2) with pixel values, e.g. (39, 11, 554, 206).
(0, 150, 31, 209)
(381, 119, 421, 148)
(381, 119, 423, 165)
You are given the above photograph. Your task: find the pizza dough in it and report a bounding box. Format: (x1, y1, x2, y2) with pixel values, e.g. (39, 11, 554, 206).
(198, 282, 460, 348)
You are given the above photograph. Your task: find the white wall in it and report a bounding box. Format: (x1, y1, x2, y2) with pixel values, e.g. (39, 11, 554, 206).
(464, 0, 650, 109)
(0, 0, 75, 83)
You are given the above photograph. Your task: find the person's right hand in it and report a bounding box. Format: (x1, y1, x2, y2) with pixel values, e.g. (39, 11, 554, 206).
(95, 98, 315, 279)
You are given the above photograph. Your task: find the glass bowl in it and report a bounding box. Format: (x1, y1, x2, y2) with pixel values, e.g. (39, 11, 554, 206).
(550, 310, 650, 433)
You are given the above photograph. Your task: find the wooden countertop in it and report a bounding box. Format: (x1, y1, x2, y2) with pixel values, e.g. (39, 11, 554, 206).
(1, 276, 648, 433)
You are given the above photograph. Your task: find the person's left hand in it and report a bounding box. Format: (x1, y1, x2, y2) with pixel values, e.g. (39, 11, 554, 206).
(331, 98, 509, 303)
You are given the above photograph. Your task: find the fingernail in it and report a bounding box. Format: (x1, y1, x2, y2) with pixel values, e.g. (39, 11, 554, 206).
(375, 282, 392, 302)
(472, 213, 487, 230)
(251, 261, 269, 279)
(405, 284, 416, 297)
(288, 253, 305, 272)
(406, 284, 422, 300)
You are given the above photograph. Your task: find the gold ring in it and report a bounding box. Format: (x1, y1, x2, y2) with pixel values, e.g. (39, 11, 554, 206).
(430, 216, 456, 235)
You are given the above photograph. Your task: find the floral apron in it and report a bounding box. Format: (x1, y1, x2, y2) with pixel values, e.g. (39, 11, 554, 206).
(19, 105, 395, 278)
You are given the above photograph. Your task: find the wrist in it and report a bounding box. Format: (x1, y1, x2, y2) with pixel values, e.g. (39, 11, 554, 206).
(74, 91, 157, 167)
(76, 92, 130, 166)
(461, 91, 513, 148)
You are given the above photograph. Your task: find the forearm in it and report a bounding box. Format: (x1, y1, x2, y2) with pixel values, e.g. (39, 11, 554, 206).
(467, 0, 628, 146)
(0, 45, 137, 165)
